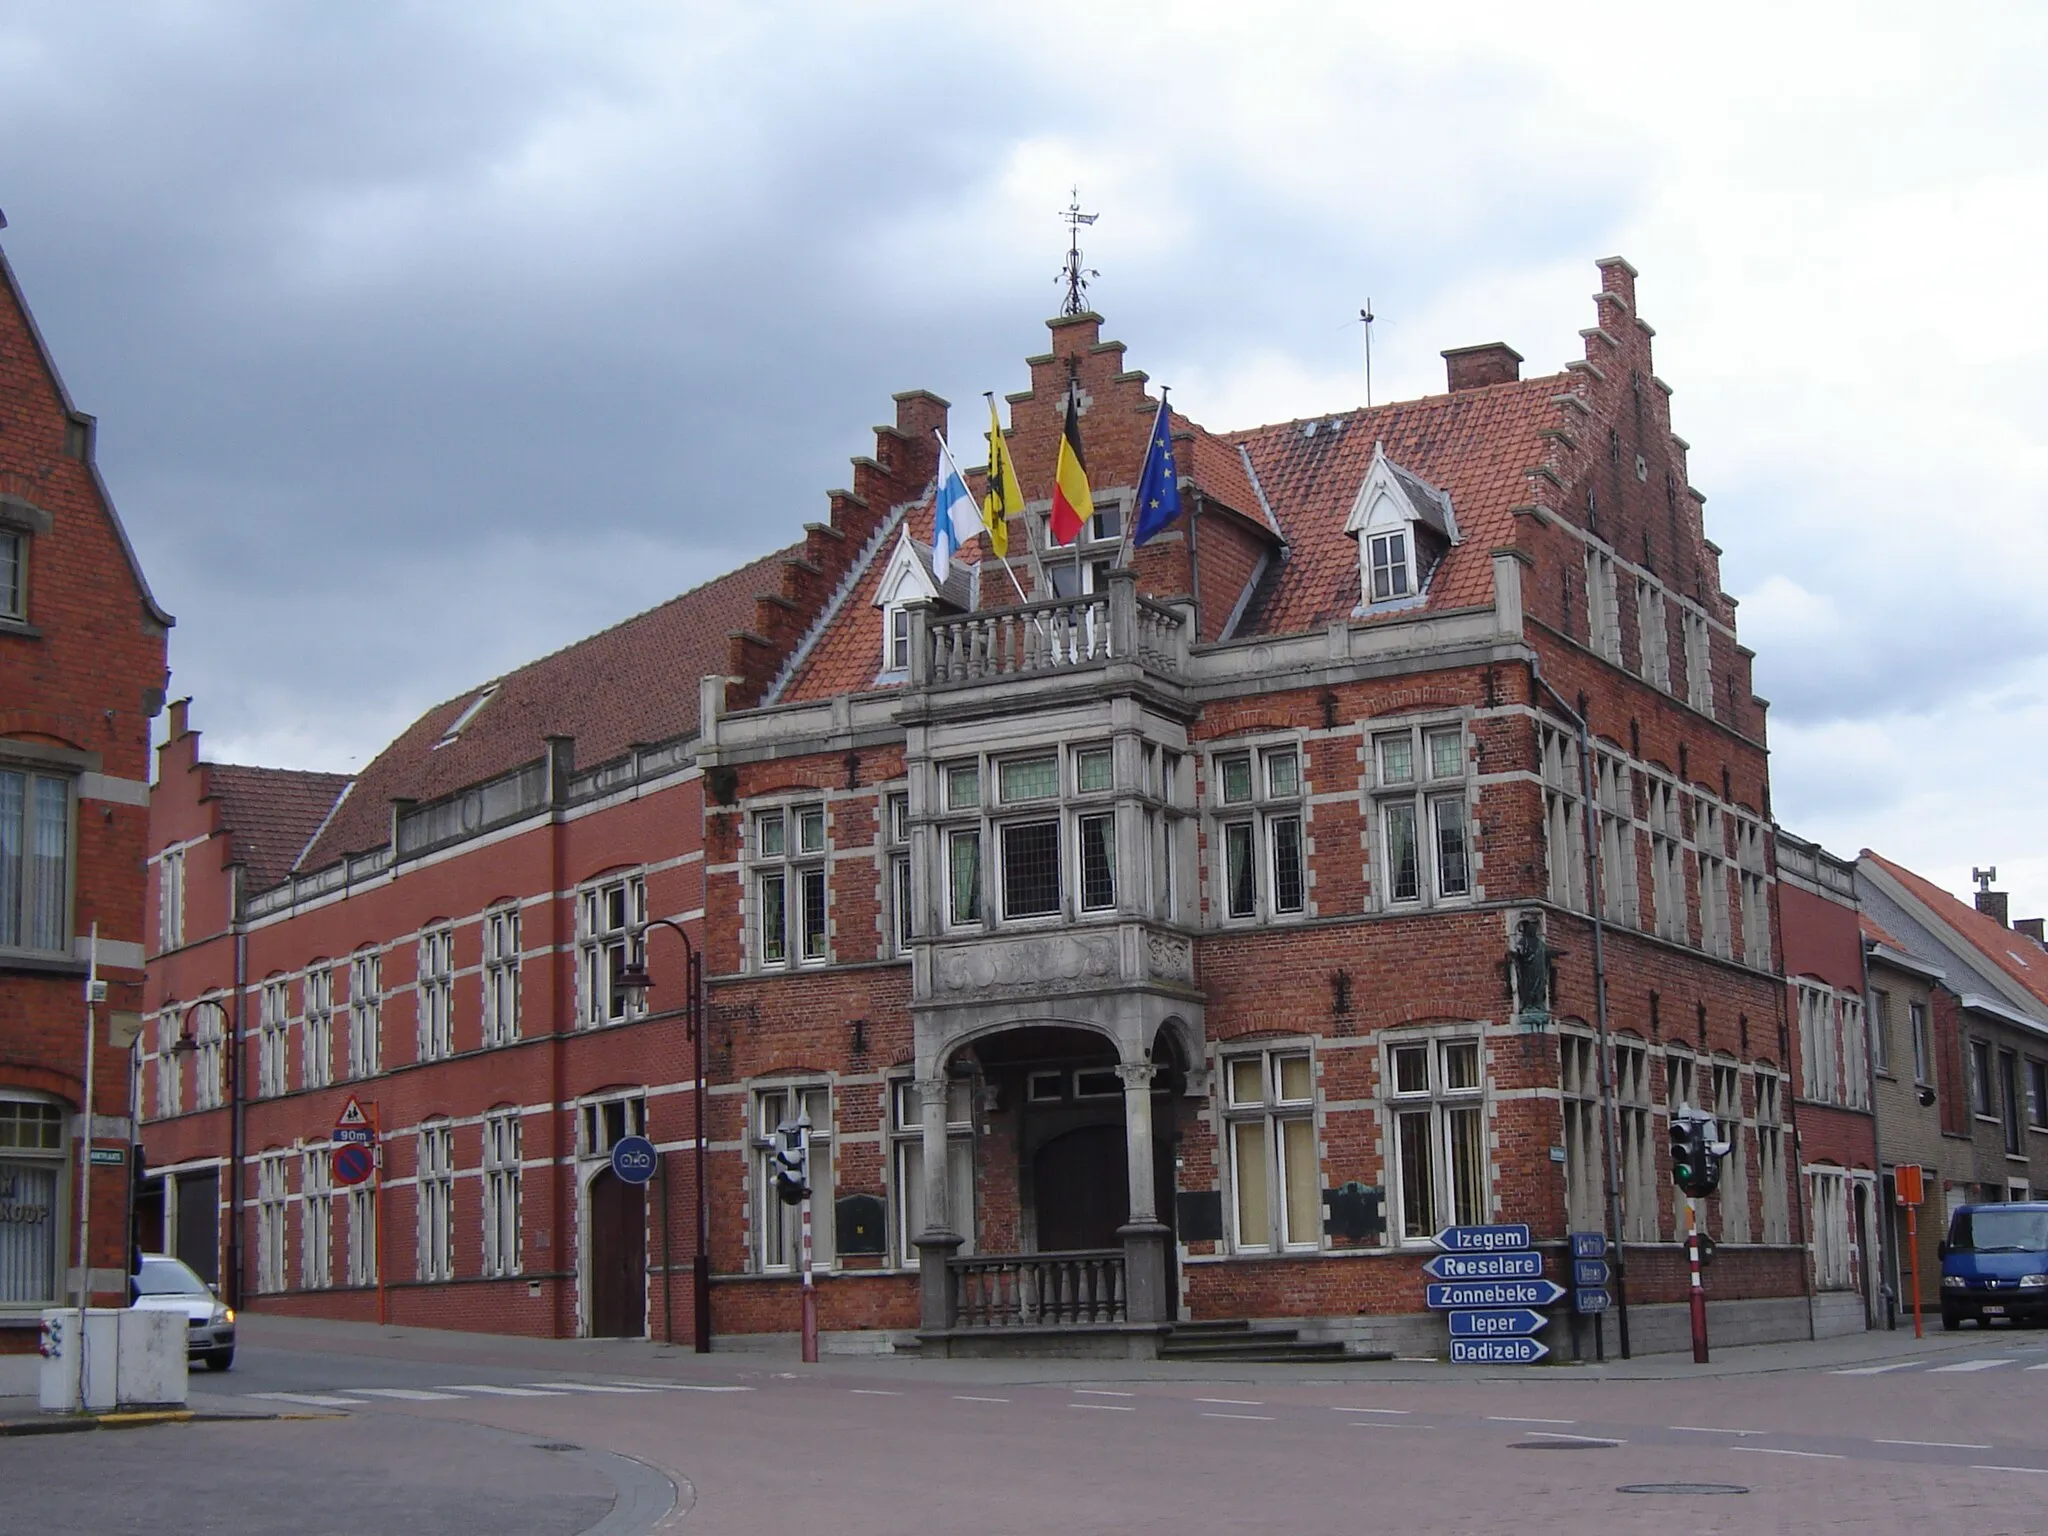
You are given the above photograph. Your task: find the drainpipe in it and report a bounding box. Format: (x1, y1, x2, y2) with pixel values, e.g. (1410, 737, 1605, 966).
(1527, 657, 1629, 1359)
(546, 738, 573, 1338)
(1857, 931, 1886, 1330)
(227, 869, 247, 1309)
(1764, 862, 1819, 1340)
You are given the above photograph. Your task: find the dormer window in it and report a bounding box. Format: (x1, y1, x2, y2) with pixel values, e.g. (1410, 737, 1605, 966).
(1344, 444, 1458, 613)
(874, 528, 976, 678)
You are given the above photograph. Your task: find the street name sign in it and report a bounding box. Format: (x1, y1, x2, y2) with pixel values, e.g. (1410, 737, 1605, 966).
(1432, 1223, 1533, 1253)
(1426, 1278, 1566, 1309)
(1449, 1337, 1549, 1365)
(88, 1146, 126, 1166)
(1569, 1231, 1607, 1260)
(1574, 1287, 1612, 1315)
(1447, 1309, 1546, 1338)
(1572, 1258, 1610, 1289)
(610, 1134, 658, 1186)
(1423, 1250, 1544, 1281)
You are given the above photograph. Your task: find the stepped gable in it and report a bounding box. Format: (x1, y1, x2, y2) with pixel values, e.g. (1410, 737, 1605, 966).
(1863, 851, 2048, 1014)
(203, 763, 351, 891)
(296, 547, 791, 873)
(721, 390, 948, 711)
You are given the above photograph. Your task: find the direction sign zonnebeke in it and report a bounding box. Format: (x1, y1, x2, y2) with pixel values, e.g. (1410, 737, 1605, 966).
(1426, 1278, 1566, 1309)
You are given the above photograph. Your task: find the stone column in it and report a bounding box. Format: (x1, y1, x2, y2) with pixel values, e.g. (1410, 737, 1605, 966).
(912, 1074, 961, 1330)
(1117, 1060, 1171, 1324)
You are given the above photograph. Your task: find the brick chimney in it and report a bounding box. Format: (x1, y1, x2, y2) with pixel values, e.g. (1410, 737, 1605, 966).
(1442, 343, 1523, 393)
(1976, 888, 2010, 926)
(2014, 916, 2044, 944)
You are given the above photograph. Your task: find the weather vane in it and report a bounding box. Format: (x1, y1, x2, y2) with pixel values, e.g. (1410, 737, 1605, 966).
(1057, 188, 1099, 317)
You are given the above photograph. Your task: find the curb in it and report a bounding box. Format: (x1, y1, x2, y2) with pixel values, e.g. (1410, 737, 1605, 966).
(0, 1407, 253, 1437)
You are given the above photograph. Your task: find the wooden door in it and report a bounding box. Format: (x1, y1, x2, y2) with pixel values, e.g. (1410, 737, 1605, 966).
(587, 1170, 647, 1338)
(176, 1169, 219, 1284)
(1034, 1125, 1128, 1252)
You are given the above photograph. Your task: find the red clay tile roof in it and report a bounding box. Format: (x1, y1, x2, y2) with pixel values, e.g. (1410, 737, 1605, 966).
(205, 764, 352, 891)
(1863, 851, 2048, 1014)
(1859, 912, 1911, 953)
(1225, 376, 1565, 635)
(298, 548, 795, 872)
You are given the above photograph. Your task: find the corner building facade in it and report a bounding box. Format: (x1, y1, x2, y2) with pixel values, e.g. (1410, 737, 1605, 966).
(699, 259, 1807, 1356)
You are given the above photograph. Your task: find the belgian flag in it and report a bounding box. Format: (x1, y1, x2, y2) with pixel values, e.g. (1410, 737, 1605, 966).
(1048, 391, 1091, 547)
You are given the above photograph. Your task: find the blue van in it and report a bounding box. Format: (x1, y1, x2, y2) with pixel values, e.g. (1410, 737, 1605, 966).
(1939, 1201, 2048, 1330)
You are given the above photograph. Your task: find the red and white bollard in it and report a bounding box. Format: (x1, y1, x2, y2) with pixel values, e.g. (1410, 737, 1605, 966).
(1686, 1195, 1709, 1364)
(799, 1194, 819, 1364)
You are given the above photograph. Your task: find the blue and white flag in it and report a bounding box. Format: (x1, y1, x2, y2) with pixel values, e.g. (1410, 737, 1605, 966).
(1131, 396, 1184, 548)
(932, 434, 983, 581)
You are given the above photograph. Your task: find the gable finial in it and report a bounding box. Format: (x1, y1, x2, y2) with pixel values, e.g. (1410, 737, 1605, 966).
(1058, 189, 1099, 317)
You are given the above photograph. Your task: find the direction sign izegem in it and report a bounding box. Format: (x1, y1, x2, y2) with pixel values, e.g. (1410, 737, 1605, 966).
(1426, 1279, 1567, 1309)
(1447, 1309, 1546, 1338)
(1432, 1224, 1533, 1253)
(1422, 1250, 1544, 1281)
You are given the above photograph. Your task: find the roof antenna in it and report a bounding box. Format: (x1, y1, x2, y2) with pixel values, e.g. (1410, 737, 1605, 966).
(1058, 188, 1099, 317)
(1973, 866, 1998, 892)
(1359, 300, 1376, 407)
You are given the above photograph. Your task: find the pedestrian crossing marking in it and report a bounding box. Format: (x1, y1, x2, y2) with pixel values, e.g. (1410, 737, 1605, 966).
(248, 1391, 366, 1408)
(1832, 1362, 1919, 1375)
(349, 1387, 464, 1401)
(1928, 1359, 2014, 1373)
(526, 1381, 657, 1393)
(443, 1384, 569, 1396)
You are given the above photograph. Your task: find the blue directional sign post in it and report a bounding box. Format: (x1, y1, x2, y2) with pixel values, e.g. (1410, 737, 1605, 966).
(1568, 1231, 1611, 1317)
(1429, 1225, 1554, 1363)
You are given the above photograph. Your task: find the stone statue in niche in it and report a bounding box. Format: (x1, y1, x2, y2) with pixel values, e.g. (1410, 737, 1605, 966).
(1509, 910, 1556, 1030)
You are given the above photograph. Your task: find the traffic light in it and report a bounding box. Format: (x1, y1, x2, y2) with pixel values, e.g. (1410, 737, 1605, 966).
(1668, 1112, 1725, 1199)
(772, 1120, 810, 1206)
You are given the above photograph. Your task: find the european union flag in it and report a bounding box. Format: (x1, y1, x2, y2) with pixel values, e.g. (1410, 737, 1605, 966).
(1131, 397, 1183, 548)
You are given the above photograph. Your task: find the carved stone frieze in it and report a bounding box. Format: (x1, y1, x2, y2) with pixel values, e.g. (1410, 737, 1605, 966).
(932, 932, 1119, 996)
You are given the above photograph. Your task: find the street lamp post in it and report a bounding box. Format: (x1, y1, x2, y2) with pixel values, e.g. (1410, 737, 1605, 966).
(614, 919, 711, 1354)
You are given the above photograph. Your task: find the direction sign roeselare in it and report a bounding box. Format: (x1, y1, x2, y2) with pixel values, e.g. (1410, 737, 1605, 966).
(1422, 1250, 1544, 1282)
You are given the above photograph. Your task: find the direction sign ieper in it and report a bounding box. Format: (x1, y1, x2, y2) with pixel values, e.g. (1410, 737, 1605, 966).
(1426, 1279, 1567, 1309)
(1433, 1223, 1533, 1253)
(1422, 1250, 1544, 1281)
(1450, 1337, 1548, 1365)
(1447, 1308, 1547, 1338)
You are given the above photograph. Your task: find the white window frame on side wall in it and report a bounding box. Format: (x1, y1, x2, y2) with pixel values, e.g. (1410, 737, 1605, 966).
(753, 1082, 833, 1274)
(578, 873, 648, 1026)
(1371, 723, 1474, 911)
(416, 1121, 455, 1283)
(417, 925, 454, 1062)
(483, 904, 522, 1047)
(300, 1145, 332, 1290)
(0, 1091, 68, 1313)
(482, 1108, 522, 1279)
(752, 807, 827, 969)
(1212, 743, 1307, 925)
(1223, 1048, 1319, 1253)
(347, 950, 382, 1079)
(1387, 1034, 1488, 1244)
(0, 763, 74, 959)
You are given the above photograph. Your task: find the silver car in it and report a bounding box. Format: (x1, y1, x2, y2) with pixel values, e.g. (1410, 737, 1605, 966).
(131, 1254, 236, 1371)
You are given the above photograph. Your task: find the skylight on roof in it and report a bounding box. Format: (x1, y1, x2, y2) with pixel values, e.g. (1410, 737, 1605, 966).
(434, 684, 499, 749)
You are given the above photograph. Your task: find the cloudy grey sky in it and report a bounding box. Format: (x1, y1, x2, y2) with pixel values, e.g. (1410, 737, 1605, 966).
(4, 2, 2043, 916)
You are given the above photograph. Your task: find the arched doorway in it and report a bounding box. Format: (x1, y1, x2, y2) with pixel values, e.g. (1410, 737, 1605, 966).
(587, 1169, 646, 1338)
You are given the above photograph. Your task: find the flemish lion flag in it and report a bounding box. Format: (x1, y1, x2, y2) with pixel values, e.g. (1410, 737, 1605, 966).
(1048, 391, 1091, 547)
(981, 397, 1018, 559)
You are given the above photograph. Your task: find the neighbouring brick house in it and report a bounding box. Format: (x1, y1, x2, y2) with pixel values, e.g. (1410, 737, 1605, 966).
(145, 258, 1814, 1356)
(0, 226, 172, 1355)
(1855, 856, 2048, 1323)
(1773, 832, 1881, 1333)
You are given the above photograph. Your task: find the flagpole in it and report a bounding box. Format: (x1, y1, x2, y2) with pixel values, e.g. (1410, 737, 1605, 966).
(948, 424, 1036, 611)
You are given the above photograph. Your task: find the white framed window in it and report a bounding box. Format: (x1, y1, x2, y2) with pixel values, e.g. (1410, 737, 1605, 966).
(886, 794, 914, 956)
(1969, 1038, 1994, 1119)
(754, 1083, 833, 1272)
(1681, 608, 1714, 715)
(1367, 528, 1411, 602)
(1841, 995, 1869, 1111)
(190, 1001, 227, 1112)
(416, 1121, 454, 1283)
(301, 1146, 332, 1290)
(1736, 818, 1769, 966)
(1910, 1001, 1932, 1086)
(1585, 548, 1621, 663)
(303, 965, 334, 1090)
(1226, 1049, 1319, 1251)
(579, 873, 648, 1024)
(1756, 1070, 1788, 1243)
(0, 528, 23, 621)
(347, 949, 381, 1078)
(0, 1092, 67, 1307)
(417, 925, 453, 1062)
(1540, 727, 1588, 912)
(1560, 1034, 1604, 1233)
(1636, 578, 1670, 691)
(1595, 754, 1638, 927)
(754, 808, 826, 966)
(154, 1012, 182, 1118)
(890, 1079, 973, 1265)
(346, 1184, 376, 1287)
(483, 905, 522, 1047)
(0, 766, 72, 955)
(257, 980, 290, 1100)
(157, 846, 185, 953)
(1809, 1168, 1855, 1290)
(885, 604, 911, 672)
(1870, 989, 1892, 1076)
(256, 1151, 289, 1294)
(1389, 1036, 1486, 1242)
(1647, 778, 1685, 941)
(1373, 724, 1471, 908)
(1694, 802, 1731, 959)
(1712, 1062, 1749, 1243)
(482, 1108, 522, 1278)
(579, 1092, 647, 1160)
(1797, 982, 1842, 1106)
(1615, 1040, 1655, 1243)
(1214, 745, 1306, 922)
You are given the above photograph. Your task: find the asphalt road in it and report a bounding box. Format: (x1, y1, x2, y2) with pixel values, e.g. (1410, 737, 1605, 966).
(17, 1316, 2048, 1535)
